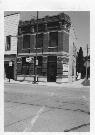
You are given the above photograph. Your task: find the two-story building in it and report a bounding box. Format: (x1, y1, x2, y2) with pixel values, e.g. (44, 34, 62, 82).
(17, 12, 76, 83)
(4, 13, 20, 80)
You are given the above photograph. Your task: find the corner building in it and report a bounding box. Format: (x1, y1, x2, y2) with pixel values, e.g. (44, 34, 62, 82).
(17, 12, 76, 83)
(4, 13, 20, 80)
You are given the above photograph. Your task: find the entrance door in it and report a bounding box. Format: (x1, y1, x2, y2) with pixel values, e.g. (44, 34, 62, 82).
(47, 56, 57, 82)
(4, 62, 14, 79)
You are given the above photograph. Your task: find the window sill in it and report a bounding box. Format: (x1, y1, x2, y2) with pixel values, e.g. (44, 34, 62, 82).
(48, 46, 57, 49)
(22, 48, 30, 50)
(34, 48, 42, 49)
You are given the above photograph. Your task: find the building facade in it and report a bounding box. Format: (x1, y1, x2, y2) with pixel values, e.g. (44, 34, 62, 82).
(69, 25, 77, 82)
(17, 12, 76, 83)
(4, 13, 20, 80)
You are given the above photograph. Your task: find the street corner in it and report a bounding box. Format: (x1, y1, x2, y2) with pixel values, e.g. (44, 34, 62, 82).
(30, 108, 90, 132)
(4, 104, 49, 132)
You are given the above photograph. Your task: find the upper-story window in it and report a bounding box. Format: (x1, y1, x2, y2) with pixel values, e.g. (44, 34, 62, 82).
(49, 31, 58, 47)
(36, 33, 43, 48)
(23, 35, 30, 49)
(5, 35, 11, 51)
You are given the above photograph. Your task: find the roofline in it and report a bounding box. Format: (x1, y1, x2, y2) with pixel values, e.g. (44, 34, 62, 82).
(4, 12, 20, 17)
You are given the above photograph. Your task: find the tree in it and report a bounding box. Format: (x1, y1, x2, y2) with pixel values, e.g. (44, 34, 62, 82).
(84, 55, 90, 78)
(76, 47, 85, 78)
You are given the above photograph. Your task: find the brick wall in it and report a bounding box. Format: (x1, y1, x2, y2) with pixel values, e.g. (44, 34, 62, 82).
(30, 34, 36, 52)
(43, 32, 49, 52)
(58, 30, 69, 53)
(17, 30, 69, 54)
(63, 31, 69, 53)
(42, 56, 47, 76)
(14, 58, 17, 80)
(17, 36, 23, 53)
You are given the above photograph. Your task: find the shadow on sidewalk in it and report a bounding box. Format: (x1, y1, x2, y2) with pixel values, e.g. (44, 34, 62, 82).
(81, 79, 90, 86)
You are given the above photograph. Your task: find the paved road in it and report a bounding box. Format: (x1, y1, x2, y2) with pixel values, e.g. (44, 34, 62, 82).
(4, 83, 90, 132)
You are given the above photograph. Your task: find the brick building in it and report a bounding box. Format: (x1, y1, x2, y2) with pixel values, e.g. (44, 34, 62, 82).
(17, 12, 76, 83)
(4, 13, 20, 80)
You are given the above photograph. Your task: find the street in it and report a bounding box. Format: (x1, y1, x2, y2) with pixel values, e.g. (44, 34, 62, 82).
(4, 83, 90, 132)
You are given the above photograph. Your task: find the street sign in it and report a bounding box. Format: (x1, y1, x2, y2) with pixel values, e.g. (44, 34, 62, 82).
(63, 64, 69, 71)
(9, 61, 12, 66)
(36, 60, 38, 65)
(26, 57, 34, 63)
(26, 57, 30, 62)
(63, 72, 68, 75)
(17, 57, 22, 63)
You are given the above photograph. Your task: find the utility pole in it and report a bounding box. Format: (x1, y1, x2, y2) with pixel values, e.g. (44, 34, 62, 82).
(86, 44, 88, 80)
(34, 11, 38, 83)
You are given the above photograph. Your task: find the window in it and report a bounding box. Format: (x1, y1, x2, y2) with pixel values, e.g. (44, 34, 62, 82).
(5, 36, 11, 51)
(17, 57, 34, 75)
(49, 32, 58, 47)
(36, 33, 43, 48)
(23, 35, 30, 49)
(48, 21, 59, 30)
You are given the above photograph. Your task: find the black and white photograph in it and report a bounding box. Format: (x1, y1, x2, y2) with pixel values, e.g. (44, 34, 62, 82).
(4, 11, 90, 132)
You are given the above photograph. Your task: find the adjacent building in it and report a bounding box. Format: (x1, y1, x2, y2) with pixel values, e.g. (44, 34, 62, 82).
(4, 13, 20, 80)
(17, 12, 77, 83)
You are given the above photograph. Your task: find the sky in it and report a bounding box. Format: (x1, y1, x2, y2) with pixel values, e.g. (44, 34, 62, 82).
(4, 11, 90, 56)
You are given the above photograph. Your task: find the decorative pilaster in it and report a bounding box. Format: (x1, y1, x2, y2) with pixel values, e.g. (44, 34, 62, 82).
(59, 22, 62, 29)
(43, 32, 49, 52)
(30, 34, 36, 53)
(14, 57, 17, 81)
(44, 23, 48, 32)
(42, 56, 47, 76)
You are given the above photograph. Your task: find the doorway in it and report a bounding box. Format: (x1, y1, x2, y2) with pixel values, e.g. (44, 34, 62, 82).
(4, 61, 14, 79)
(47, 56, 57, 82)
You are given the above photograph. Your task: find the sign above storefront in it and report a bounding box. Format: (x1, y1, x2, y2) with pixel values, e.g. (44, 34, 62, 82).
(26, 57, 34, 63)
(36, 60, 38, 65)
(63, 72, 68, 75)
(63, 64, 69, 71)
(9, 61, 12, 66)
(17, 57, 22, 63)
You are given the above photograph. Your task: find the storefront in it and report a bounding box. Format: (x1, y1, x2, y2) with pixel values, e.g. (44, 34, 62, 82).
(16, 53, 69, 83)
(4, 55, 17, 80)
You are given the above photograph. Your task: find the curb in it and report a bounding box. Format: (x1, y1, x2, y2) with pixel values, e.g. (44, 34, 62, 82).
(4, 80, 90, 88)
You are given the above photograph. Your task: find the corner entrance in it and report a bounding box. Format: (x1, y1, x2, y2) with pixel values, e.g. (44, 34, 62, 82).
(47, 56, 57, 82)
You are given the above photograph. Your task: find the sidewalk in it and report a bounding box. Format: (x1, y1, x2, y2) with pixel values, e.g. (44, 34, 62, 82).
(4, 78, 90, 88)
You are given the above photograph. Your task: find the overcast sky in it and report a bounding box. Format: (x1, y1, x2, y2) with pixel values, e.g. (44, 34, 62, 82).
(4, 11, 90, 56)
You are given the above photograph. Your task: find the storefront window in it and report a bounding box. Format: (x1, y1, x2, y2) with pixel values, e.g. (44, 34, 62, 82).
(17, 57, 34, 75)
(17, 56, 43, 76)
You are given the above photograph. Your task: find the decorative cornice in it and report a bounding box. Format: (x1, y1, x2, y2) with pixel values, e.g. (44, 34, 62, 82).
(18, 51, 69, 57)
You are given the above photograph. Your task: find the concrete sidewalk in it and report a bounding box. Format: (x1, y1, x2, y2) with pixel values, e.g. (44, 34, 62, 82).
(4, 78, 90, 88)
